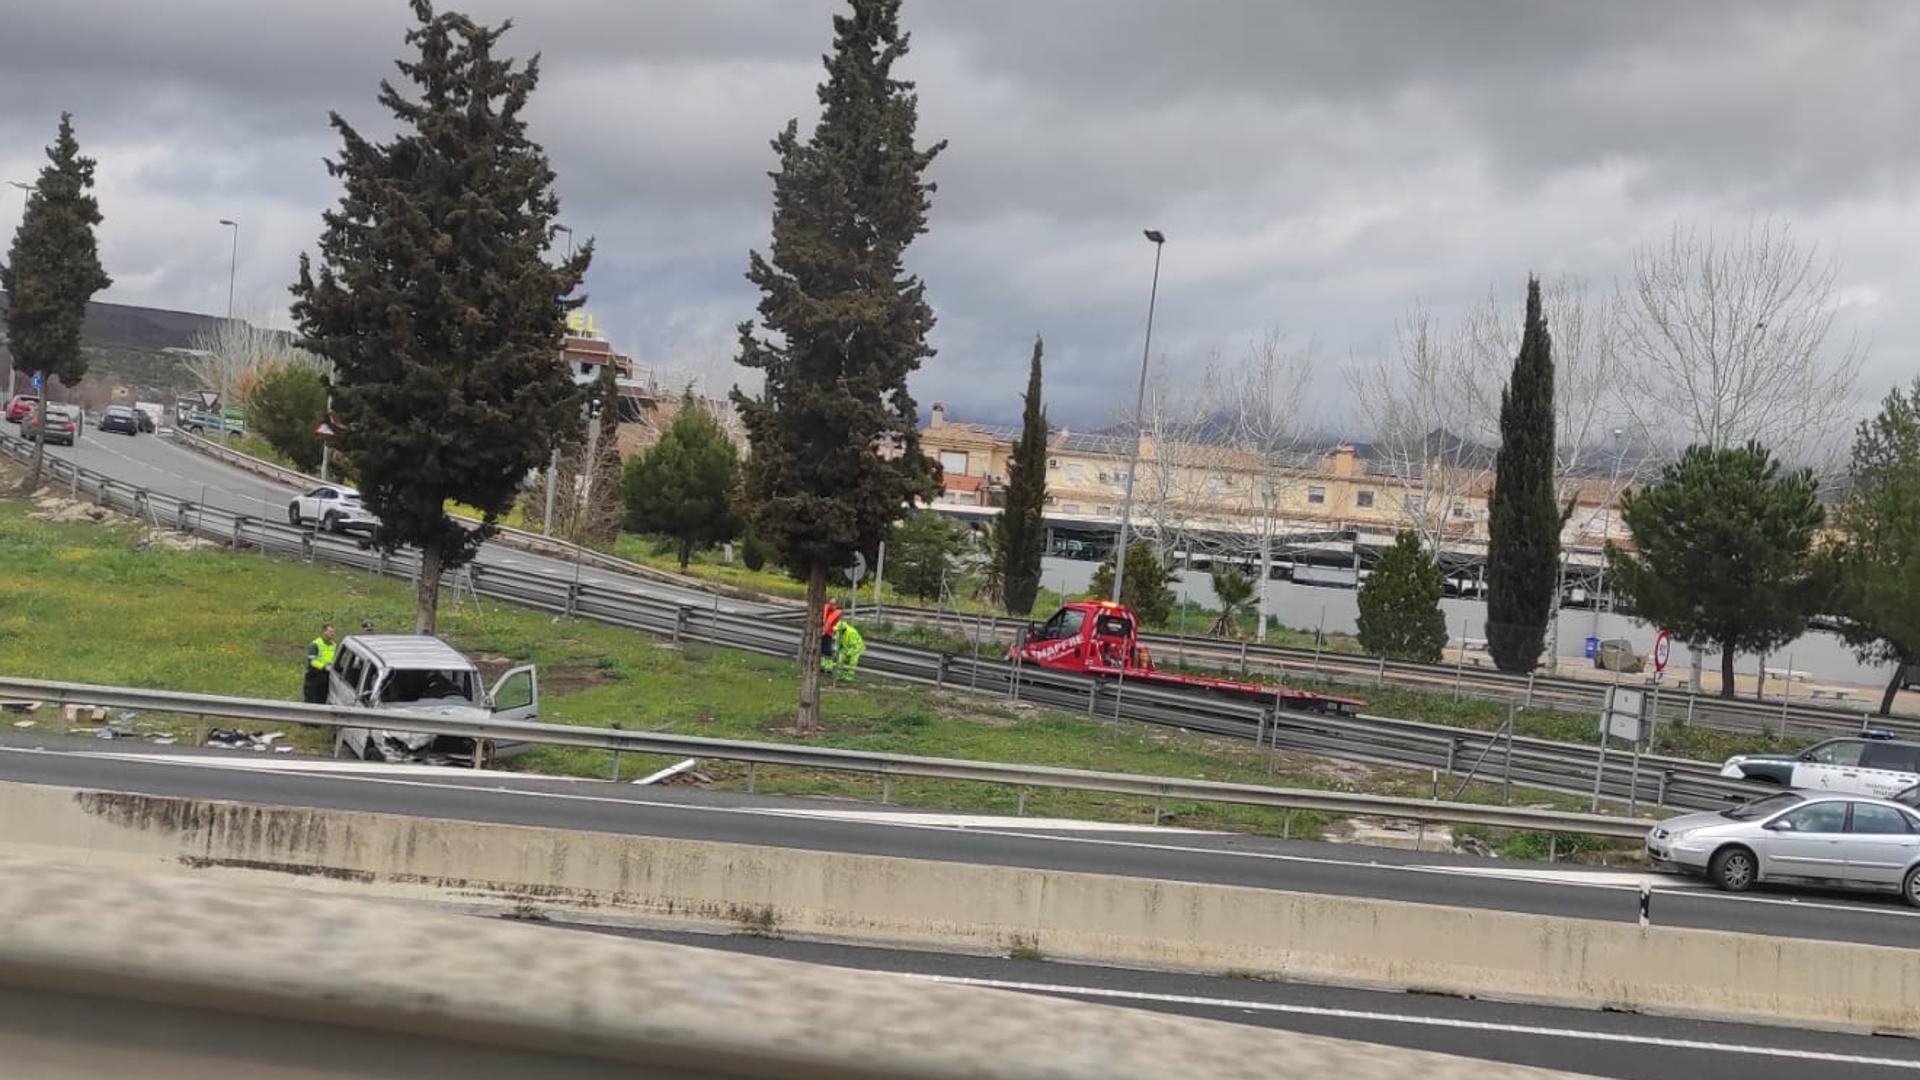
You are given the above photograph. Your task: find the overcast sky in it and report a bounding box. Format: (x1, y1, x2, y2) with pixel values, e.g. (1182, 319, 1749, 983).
(1, 0, 1914, 429)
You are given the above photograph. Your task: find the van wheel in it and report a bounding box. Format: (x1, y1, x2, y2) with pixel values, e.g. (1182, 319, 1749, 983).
(1903, 866, 1920, 909)
(1710, 846, 1757, 893)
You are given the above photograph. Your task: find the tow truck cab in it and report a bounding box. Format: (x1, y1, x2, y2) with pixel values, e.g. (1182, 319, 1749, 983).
(1019, 601, 1150, 673)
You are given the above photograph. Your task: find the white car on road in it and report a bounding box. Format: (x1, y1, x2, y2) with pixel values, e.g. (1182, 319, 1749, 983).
(1647, 791, 1920, 905)
(288, 484, 378, 535)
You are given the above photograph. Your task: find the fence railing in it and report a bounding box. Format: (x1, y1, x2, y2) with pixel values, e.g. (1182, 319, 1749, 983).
(867, 602, 1914, 745)
(0, 675, 1657, 840)
(0, 430, 1765, 812)
(154, 429, 1905, 742)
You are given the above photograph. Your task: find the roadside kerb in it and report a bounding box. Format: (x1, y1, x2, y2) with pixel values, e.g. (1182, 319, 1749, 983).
(4, 784, 1911, 1035)
(0, 675, 1653, 838)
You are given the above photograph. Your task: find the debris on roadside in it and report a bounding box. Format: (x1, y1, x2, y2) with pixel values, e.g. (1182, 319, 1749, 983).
(0, 699, 40, 715)
(11, 720, 35, 729)
(205, 729, 288, 752)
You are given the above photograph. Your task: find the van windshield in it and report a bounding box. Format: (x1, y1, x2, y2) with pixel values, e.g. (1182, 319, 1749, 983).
(379, 668, 477, 704)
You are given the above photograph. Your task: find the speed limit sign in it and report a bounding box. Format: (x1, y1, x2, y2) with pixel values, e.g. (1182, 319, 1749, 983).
(1652, 629, 1672, 673)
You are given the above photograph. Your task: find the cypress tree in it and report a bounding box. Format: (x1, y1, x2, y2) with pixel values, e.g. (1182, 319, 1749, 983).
(291, 2, 589, 633)
(2, 113, 112, 494)
(1486, 276, 1561, 672)
(1000, 334, 1050, 616)
(732, 0, 944, 730)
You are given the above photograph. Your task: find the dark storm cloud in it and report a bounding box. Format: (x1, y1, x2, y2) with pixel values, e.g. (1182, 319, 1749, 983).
(0, 0, 1913, 426)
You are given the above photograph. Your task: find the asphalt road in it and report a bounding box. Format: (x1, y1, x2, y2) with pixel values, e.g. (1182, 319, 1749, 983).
(40, 426, 756, 613)
(3, 731, 1916, 948)
(541, 925, 1920, 1080)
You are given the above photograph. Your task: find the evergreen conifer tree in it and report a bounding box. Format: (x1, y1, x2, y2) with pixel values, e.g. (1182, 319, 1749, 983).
(1486, 277, 1561, 672)
(291, 2, 589, 632)
(732, 0, 944, 729)
(2, 113, 111, 493)
(1000, 335, 1049, 615)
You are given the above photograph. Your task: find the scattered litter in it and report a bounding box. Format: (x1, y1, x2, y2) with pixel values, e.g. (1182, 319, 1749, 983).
(205, 728, 286, 752)
(149, 736, 176, 745)
(10, 720, 34, 730)
(274, 745, 294, 754)
(118, 711, 139, 724)
(0, 699, 40, 714)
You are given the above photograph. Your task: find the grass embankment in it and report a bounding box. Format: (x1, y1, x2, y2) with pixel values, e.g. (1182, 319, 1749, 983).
(5, 494, 1625, 842)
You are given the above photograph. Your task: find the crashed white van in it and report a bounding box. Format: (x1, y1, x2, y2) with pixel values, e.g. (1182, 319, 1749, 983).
(327, 635, 538, 765)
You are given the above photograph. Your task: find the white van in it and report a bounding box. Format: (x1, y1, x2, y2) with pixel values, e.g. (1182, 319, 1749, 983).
(1721, 735, 1920, 799)
(327, 634, 538, 765)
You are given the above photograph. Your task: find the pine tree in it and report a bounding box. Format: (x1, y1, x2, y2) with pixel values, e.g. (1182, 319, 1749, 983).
(622, 391, 743, 567)
(884, 512, 970, 601)
(1089, 541, 1177, 627)
(1485, 276, 1560, 672)
(1609, 442, 1824, 699)
(1825, 379, 1920, 715)
(291, 2, 589, 633)
(1, 113, 111, 494)
(1000, 335, 1050, 615)
(1356, 531, 1448, 663)
(248, 364, 330, 473)
(732, 0, 944, 729)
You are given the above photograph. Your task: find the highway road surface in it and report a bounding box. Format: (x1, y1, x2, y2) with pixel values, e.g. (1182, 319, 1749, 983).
(547, 925, 1920, 1080)
(4, 730, 1917, 949)
(40, 425, 759, 613)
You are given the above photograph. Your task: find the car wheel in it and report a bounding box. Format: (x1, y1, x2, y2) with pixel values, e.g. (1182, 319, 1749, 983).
(1709, 846, 1758, 893)
(1904, 866, 1920, 910)
(288, 505, 302, 527)
(323, 512, 343, 535)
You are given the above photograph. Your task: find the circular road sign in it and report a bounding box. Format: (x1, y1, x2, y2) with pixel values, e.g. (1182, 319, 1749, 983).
(1653, 630, 1672, 673)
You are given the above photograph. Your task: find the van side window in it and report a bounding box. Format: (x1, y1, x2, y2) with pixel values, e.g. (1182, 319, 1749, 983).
(1860, 742, 1920, 772)
(1806, 740, 1865, 767)
(335, 647, 368, 699)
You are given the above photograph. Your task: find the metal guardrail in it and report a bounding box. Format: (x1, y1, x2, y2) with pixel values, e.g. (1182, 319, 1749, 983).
(0, 430, 1763, 812)
(166, 427, 783, 603)
(0, 675, 1656, 838)
(153, 429, 1904, 742)
(870, 602, 1916, 744)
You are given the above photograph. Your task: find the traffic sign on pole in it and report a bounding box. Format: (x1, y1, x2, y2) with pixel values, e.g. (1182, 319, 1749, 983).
(197, 390, 220, 409)
(313, 421, 335, 439)
(1652, 629, 1672, 674)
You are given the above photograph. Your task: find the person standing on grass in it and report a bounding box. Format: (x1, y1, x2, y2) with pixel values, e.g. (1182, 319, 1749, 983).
(820, 602, 842, 673)
(304, 623, 337, 704)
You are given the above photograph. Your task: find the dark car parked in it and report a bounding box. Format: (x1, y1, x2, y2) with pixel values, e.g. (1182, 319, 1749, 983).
(98, 405, 142, 436)
(20, 404, 79, 446)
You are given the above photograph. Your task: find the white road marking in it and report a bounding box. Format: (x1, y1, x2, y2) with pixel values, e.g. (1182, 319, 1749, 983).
(76, 751, 594, 780)
(732, 806, 1211, 834)
(1417, 865, 1704, 890)
(898, 974, 1920, 1070)
(7, 747, 1915, 922)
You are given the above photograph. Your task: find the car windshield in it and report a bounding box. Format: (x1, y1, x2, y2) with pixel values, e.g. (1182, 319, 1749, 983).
(1721, 792, 1805, 820)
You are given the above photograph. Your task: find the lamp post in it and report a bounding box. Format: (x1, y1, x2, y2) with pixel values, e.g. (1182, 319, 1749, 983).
(217, 219, 239, 319)
(4, 182, 25, 402)
(1111, 228, 1166, 606)
(1591, 427, 1627, 639)
(542, 225, 577, 537)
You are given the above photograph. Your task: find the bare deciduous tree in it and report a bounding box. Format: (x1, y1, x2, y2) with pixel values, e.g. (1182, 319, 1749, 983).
(1207, 329, 1317, 641)
(1616, 219, 1861, 473)
(184, 312, 327, 416)
(1348, 303, 1498, 554)
(1125, 369, 1214, 561)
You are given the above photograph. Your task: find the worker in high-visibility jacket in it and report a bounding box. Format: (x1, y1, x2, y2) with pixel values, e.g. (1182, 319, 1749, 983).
(830, 617, 865, 683)
(303, 623, 337, 704)
(820, 603, 842, 673)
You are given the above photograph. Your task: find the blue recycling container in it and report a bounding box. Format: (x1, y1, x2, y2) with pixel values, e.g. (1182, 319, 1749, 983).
(1583, 636, 1600, 659)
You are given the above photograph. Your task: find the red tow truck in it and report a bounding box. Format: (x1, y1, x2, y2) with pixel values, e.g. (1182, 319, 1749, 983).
(1011, 600, 1365, 716)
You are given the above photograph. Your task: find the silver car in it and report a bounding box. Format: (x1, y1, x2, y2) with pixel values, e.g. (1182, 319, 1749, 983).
(1646, 791, 1920, 906)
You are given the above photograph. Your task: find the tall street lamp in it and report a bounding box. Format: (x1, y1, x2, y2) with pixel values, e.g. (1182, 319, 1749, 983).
(218, 219, 239, 319)
(1111, 228, 1166, 606)
(4, 182, 27, 399)
(1591, 427, 1627, 638)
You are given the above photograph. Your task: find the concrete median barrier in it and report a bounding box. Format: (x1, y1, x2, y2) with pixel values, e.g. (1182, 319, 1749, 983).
(0, 855, 1585, 1080)
(2, 780, 1913, 1035)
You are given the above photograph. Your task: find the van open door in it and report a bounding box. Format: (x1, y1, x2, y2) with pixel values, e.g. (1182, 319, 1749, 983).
(489, 664, 539, 723)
